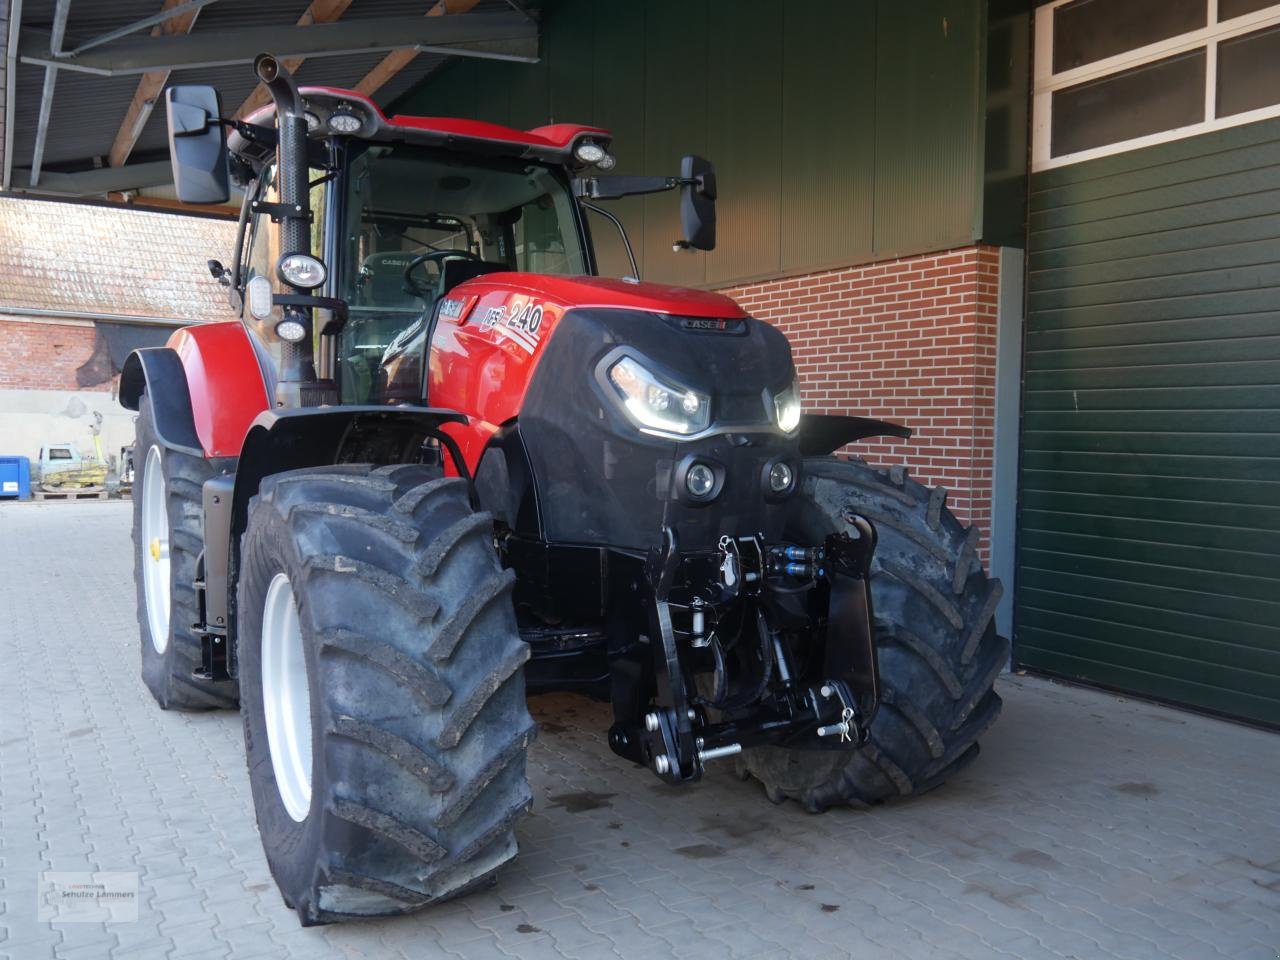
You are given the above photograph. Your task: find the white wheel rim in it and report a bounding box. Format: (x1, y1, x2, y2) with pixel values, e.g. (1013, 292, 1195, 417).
(261, 573, 313, 822)
(140, 445, 171, 654)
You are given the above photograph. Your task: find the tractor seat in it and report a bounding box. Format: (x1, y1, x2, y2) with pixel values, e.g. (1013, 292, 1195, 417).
(439, 257, 508, 296)
(356, 251, 420, 309)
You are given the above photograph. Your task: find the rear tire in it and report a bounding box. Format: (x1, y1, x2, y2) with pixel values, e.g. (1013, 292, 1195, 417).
(131, 393, 238, 710)
(237, 464, 535, 925)
(738, 456, 1008, 810)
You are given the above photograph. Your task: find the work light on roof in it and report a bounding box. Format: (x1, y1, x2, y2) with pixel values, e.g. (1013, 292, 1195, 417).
(574, 140, 616, 170)
(574, 141, 605, 164)
(328, 109, 362, 134)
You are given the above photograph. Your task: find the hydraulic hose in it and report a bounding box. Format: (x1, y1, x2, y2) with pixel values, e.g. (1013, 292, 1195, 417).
(700, 607, 775, 713)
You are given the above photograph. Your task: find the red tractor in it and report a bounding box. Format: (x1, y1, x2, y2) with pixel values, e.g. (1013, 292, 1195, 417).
(123, 55, 1006, 925)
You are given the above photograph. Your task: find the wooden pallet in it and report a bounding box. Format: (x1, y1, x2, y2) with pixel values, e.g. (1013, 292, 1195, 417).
(33, 487, 109, 501)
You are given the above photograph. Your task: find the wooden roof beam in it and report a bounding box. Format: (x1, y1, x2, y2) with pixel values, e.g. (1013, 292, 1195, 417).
(107, 0, 203, 169)
(355, 0, 482, 99)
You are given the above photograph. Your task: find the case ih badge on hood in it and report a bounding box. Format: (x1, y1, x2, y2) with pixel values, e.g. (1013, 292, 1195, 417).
(119, 53, 1008, 926)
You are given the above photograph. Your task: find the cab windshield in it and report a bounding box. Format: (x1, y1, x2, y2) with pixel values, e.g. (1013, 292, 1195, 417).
(337, 143, 587, 402)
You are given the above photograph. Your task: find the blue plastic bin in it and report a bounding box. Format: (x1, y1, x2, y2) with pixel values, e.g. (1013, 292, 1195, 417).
(0, 456, 31, 500)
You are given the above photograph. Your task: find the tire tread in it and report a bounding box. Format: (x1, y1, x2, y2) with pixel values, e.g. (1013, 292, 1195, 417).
(237, 464, 533, 925)
(741, 455, 1006, 809)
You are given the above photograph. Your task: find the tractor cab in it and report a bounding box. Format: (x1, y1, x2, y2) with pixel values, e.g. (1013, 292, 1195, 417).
(170, 66, 713, 410)
(232, 89, 597, 405)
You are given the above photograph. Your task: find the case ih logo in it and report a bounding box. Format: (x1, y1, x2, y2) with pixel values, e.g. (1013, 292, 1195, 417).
(478, 298, 546, 354)
(681, 317, 742, 333)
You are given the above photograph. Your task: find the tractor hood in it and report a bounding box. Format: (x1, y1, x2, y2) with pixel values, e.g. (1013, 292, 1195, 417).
(452, 273, 747, 320)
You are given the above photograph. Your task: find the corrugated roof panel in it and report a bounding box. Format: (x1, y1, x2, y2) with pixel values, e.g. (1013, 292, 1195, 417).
(5, 0, 535, 190)
(14, 64, 147, 167)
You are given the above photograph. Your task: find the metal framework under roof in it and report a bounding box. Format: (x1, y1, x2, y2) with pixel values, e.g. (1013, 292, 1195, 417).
(1, 0, 538, 201)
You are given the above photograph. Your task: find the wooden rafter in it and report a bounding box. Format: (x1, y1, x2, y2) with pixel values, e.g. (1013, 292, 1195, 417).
(107, 0, 204, 169)
(105, 192, 240, 218)
(232, 0, 355, 120)
(354, 0, 482, 99)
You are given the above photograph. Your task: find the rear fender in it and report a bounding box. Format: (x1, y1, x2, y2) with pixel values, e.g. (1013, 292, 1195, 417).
(119, 348, 204, 457)
(120, 324, 271, 459)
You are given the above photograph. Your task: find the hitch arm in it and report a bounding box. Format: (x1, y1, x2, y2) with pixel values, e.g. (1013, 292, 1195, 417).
(822, 516, 881, 731)
(641, 526, 703, 783)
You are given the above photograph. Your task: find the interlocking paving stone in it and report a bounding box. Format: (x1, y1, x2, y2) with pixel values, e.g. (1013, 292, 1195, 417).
(2, 500, 1278, 960)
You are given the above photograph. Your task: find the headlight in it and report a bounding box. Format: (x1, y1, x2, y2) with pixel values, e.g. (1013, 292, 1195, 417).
(774, 379, 802, 433)
(277, 253, 326, 289)
(606, 356, 710, 436)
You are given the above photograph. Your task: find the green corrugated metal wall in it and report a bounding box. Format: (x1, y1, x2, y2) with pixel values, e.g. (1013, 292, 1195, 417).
(1018, 119, 1280, 727)
(393, 0, 988, 288)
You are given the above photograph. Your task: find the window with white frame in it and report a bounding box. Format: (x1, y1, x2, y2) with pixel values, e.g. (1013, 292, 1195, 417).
(1033, 0, 1280, 169)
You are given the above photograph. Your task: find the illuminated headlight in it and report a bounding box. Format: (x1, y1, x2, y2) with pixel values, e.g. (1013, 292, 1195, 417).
(303, 111, 321, 133)
(606, 356, 710, 436)
(277, 253, 326, 289)
(595, 152, 617, 170)
(774, 379, 802, 433)
(275, 318, 308, 342)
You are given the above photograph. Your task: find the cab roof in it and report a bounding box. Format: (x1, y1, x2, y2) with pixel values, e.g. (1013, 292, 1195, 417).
(238, 86, 611, 167)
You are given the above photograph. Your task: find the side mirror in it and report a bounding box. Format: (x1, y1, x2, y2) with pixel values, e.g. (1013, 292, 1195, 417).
(679, 155, 716, 251)
(165, 86, 229, 204)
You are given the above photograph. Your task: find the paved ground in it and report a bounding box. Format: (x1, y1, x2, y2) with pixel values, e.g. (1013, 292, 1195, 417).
(1, 500, 1278, 960)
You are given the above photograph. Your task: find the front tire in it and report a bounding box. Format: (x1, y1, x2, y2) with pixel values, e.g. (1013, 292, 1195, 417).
(738, 457, 1009, 810)
(131, 393, 238, 710)
(237, 464, 535, 925)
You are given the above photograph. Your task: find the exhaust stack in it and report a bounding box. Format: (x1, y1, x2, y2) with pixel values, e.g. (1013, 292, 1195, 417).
(254, 54, 317, 404)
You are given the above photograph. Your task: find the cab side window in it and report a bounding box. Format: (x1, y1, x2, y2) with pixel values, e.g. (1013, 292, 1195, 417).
(242, 168, 279, 295)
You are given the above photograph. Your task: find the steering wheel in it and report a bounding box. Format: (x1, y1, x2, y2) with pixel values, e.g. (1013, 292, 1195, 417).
(402, 249, 483, 299)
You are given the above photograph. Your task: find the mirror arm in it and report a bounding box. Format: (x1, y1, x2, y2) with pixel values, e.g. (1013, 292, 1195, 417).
(581, 201, 640, 279)
(575, 175, 679, 200)
(574, 174, 712, 201)
(224, 118, 277, 148)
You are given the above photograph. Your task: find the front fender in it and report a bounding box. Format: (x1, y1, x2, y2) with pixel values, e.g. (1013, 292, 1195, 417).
(797, 413, 912, 457)
(229, 406, 470, 542)
(219, 405, 471, 667)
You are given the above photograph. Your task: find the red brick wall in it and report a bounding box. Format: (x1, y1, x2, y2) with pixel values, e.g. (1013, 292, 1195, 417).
(0, 320, 106, 391)
(721, 244, 1000, 560)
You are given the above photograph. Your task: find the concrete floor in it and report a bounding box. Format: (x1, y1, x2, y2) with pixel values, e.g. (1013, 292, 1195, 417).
(1, 500, 1278, 959)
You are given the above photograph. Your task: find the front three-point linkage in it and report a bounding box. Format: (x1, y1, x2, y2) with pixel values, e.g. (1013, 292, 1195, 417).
(631, 516, 882, 785)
